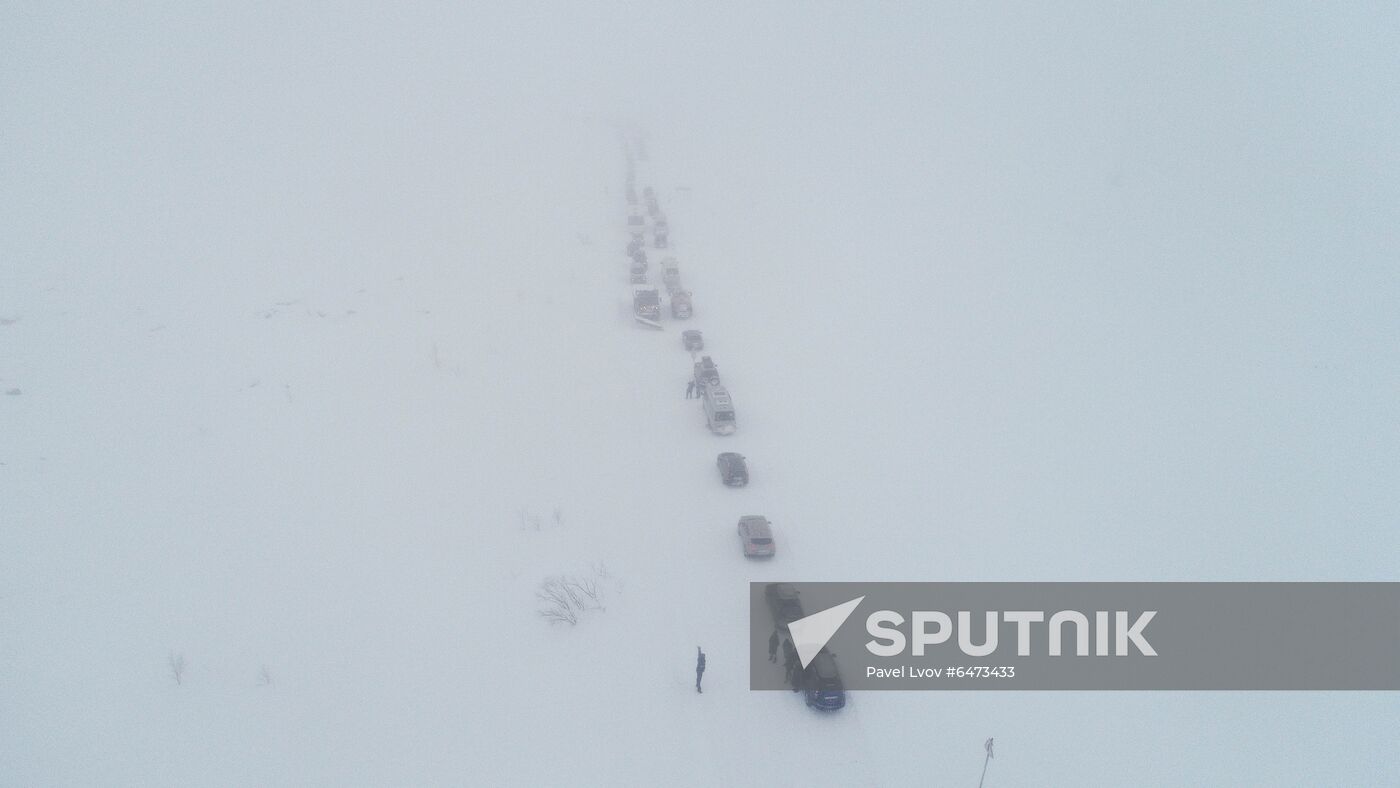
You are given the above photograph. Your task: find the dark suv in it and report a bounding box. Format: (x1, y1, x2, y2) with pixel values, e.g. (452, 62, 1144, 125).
(693, 356, 720, 392)
(765, 583, 804, 630)
(717, 453, 748, 486)
(803, 650, 846, 711)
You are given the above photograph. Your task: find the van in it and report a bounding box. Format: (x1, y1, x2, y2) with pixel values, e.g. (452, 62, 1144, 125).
(703, 385, 736, 435)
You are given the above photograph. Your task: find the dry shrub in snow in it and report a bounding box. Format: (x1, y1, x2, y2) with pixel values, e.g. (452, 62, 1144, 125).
(537, 571, 606, 626)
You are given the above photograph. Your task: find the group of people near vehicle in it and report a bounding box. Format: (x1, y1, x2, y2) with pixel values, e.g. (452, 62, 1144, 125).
(768, 630, 806, 690)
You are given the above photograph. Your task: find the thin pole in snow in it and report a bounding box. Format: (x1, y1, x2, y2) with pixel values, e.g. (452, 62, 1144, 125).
(978, 738, 994, 788)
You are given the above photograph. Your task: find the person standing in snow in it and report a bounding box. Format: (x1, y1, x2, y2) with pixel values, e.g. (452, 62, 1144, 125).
(686, 380, 696, 399)
(768, 630, 780, 663)
(782, 638, 798, 686)
(695, 647, 706, 693)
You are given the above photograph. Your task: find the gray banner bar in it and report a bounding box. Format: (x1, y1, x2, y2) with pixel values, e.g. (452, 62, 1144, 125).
(750, 583, 1400, 690)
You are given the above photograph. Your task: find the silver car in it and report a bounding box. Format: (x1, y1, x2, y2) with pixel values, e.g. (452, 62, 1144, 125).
(738, 515, 775, 558)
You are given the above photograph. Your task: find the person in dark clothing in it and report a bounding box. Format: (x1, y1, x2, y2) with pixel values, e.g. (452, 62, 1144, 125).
(686, 380, 696, 399)
(695, 647, 706, 693)
(768, 630, 780, 663)
(782, 638, 799, 687)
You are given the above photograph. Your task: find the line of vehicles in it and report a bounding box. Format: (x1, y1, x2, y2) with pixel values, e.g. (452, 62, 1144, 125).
(619, 135, 845, 711)
(625, 154, 691, 330)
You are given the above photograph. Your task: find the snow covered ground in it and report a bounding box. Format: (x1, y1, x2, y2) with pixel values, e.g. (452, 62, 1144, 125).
(3, 4, 1399, 786)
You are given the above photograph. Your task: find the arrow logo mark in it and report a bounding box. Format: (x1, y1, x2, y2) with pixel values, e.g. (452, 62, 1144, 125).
(788, 596, 865, 669)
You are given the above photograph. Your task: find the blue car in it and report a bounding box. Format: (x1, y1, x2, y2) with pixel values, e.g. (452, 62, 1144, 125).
(803, 650, 846, 711)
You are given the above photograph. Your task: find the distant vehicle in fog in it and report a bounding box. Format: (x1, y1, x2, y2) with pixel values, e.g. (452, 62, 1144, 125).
(661, 259, 682, 293)
(737, 515, 774, 557)
(682, 330, 704, 352)
(633, 286, 661, 327)
(693, 356, 720, 393)
(717, 452, 748, 486)
(671, 291, 692, 319)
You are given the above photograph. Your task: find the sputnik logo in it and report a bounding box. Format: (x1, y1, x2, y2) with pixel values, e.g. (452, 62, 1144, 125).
(788, 596, 865, 668)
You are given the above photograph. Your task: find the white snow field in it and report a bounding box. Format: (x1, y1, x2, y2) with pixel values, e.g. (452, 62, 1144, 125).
(3, 4, 1399, 786)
